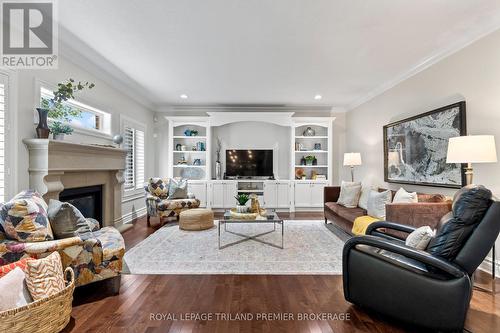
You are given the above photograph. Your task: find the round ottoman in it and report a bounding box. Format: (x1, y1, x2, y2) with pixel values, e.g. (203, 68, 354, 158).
(179, 208, 214, 231)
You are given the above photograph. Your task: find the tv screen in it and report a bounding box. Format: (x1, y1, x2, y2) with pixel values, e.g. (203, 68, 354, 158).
(225, 149, 273, 177)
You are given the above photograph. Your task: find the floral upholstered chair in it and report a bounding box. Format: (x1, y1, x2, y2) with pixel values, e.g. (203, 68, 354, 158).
(145, 177, 200, 226)
(0, 190, 124, 291)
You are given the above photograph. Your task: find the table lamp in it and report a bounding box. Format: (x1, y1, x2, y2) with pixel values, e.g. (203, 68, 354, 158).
(343, 152, 362, 182)
(446, 135, 497, 185)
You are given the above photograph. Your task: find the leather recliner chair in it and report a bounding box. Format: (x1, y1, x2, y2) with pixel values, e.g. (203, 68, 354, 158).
(342, 185, 500, 332)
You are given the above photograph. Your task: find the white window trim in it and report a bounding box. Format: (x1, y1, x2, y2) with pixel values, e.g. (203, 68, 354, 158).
(0, 69, 18, 200)
(120, 115, 147, 199)
(34, 79, 113, 140)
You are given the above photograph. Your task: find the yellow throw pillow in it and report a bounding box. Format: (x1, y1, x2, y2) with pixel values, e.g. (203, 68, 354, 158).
(25, 252, 65, 301)
(352, 215, 381, 236)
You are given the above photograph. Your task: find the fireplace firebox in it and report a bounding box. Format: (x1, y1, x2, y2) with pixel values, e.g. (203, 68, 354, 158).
(59, 185, 103, 225)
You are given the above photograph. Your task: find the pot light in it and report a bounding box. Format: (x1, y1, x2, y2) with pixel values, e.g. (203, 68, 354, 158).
(314, 94, 322, 100)
(180, 94, 188, 99)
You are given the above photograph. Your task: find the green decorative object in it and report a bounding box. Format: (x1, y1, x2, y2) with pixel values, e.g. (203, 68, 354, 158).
(50, 121, 73, 140)
(235, 193, 250, 213)
(305, 155, 315, 166)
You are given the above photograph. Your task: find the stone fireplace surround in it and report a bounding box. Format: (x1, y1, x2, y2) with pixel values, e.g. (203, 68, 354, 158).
(23, 139, 131, 232)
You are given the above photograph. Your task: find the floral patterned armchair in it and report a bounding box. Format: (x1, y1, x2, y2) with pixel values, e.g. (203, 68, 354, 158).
(145, 177, 200, 226)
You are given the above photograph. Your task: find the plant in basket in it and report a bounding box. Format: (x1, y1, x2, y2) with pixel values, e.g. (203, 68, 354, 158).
(235, 193, 250, 213)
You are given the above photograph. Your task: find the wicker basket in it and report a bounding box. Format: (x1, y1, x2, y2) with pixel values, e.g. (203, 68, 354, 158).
(0, 267, 75, 333)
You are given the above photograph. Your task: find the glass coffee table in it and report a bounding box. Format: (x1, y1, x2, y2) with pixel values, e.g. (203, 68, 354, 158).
(218, 211, 284, 249)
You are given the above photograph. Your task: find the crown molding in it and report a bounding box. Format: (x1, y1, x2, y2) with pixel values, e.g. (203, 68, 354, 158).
(58, 27, 156, 110)
(347, 24, 500, 111)
(156, 104, 336, 113)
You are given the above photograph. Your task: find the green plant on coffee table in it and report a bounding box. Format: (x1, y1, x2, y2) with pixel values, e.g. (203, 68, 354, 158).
(235, 193, 250, 206)
(305, 155, 315, 165)
(50, 121, 73, 135)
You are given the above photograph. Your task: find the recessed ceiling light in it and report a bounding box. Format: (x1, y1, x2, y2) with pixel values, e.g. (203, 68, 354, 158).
(180, 94, 188, 99)
(314, 94, 322, 100)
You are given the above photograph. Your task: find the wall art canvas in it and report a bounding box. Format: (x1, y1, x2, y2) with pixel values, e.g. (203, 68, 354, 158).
(383, 102, 466, 188)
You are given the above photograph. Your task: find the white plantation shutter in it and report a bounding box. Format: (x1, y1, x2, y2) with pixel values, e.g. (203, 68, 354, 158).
(134, 129, 145, 189)
(123, 122, 145, 191)
(0, 76, 6, 202)
(124, 127, 135, 189)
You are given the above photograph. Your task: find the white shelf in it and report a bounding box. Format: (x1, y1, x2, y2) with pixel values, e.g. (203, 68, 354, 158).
(295, 165, 328, 168)
(173, 165, 206, 168)
(173, 151, 206, 153)
(237, 189, 263, 193)
(295, 150, 328, 153)
(173, 136, 207, 139)
(295, 136, 328, 139)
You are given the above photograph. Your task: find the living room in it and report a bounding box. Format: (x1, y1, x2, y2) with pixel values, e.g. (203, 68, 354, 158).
(0, 1, 499, 333)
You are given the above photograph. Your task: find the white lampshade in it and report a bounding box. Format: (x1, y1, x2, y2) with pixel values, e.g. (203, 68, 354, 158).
(343, 152, 362, 166)
(446, 135, 497, 164)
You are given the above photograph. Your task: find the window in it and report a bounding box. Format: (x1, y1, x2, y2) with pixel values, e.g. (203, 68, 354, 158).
(40, 87, 111, 134)
(0, 74, 6, 202)
(124, 124, 145, 191)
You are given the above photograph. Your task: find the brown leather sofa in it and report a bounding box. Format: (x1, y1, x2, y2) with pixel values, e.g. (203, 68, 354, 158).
(324, 186, 452, 236)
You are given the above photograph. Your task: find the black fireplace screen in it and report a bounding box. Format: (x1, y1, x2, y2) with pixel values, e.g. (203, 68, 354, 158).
(59, 185, 103, 225)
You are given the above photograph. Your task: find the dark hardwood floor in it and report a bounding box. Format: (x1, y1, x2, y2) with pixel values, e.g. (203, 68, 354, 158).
(63, 213, 500, 333)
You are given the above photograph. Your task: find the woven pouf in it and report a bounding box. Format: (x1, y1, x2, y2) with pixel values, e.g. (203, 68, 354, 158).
(179, 208, 215, 231)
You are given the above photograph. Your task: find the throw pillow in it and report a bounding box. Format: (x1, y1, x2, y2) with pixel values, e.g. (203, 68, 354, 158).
(337, 181, 362, 208)
(148, 178, 169, 198)
(427, 185, 492, 260)
(358, 184, 374, 210)
(0, 257, 34, 278)
(405, 226, 435, 250)
(47, 199, 95, 239)
(168, 178, 188, 199)
(393, 187, 418, 203)
(0, 190, 53, 242)
(367, 190, 392, 219)
(25, 252, 65, 301)
(0, 267, 33, 311)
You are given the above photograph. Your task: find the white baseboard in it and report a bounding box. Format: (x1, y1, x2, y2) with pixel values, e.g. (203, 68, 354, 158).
(478, 255, 500, 276)
(119, 206, 147, 225)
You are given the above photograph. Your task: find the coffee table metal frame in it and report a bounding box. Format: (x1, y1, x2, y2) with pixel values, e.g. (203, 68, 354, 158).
(218, 211, 284, 249)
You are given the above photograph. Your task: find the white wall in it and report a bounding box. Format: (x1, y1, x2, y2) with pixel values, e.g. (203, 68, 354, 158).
(10, 55, 155, 223)
(346, 29, 500, 274)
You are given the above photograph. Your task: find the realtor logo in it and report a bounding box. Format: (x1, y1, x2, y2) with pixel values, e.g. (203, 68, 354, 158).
(1, 0, 58, 68)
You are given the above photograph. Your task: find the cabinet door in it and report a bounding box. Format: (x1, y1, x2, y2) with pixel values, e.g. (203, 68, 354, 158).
(263, 182, 278, 208)
(188, 183, 207, 207)
(223, 182, 238, 208)
(294, 183, 311, 207)
(211, 183, 225, 208)
(276, 182, 290, 208)
(310, 183, 326, 207)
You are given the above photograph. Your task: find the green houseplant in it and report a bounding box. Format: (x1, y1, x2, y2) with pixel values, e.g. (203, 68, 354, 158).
(305, 155, 316, 166)
(235, 193, 250, 213)
(37, 78, 95, 139)
(49, 122, 73, 140)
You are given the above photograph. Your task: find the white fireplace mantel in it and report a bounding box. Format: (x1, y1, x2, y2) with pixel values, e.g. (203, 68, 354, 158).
(23, 139, 130, 231)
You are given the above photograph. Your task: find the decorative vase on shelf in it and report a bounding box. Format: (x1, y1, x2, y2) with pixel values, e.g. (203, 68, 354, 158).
(35, 108, 50, 139)
(303, 127, 315, 136)
(215, 161, 222, 180)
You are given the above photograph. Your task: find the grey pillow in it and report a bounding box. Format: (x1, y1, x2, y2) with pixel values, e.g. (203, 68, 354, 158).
(168, 178, 188, 199)
(405, 226, 435, 250)
(367, 190, 392, 219)
(337, 181, 362, 208)
(48, 199, 94, 238)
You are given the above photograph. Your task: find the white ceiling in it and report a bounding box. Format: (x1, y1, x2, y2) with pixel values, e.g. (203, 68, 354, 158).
(59, 0, 500, 110)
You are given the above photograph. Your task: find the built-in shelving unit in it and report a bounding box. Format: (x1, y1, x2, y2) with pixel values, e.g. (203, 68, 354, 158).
(167, 116, 211, 181)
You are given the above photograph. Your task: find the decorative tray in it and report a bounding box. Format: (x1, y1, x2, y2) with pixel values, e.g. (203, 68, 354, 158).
(229, 208, 267, 220)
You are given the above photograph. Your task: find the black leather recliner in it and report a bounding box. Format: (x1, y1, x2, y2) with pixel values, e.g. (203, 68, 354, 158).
(342, 185, 500, 332)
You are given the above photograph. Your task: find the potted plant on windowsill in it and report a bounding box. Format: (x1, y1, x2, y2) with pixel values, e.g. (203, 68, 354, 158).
(235, 194, 250, 213)
(36, 78, 95, 138)
(49, 121, 73, 140)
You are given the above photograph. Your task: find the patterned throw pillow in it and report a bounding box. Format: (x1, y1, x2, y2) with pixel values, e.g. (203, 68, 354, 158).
(168, 178, 188, 199)
(0, 257, 34, 278)
(48, 199, 96, 239)
(0, 190, 54, 242)
(25, 252, 65, 301)
(148, 178, 169, 198)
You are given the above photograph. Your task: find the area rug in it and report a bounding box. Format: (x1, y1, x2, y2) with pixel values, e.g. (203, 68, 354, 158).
(123, 220, 344, 275)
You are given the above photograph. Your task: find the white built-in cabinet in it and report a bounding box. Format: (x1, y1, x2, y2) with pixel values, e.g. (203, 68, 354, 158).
(188, 181, 207, 207)
(293, 181, 327, 208)
(263, 181, 290, 208)
(210, 181, 237, 208)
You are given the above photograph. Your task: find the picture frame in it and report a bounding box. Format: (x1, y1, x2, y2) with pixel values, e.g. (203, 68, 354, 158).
(383, 101, 467, 188)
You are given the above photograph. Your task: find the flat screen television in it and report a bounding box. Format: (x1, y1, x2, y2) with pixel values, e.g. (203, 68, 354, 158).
(225, 149, 273, 178)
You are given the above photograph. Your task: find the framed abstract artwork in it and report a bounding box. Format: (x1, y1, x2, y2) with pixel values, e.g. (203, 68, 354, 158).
(383, 102, 467, 188)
